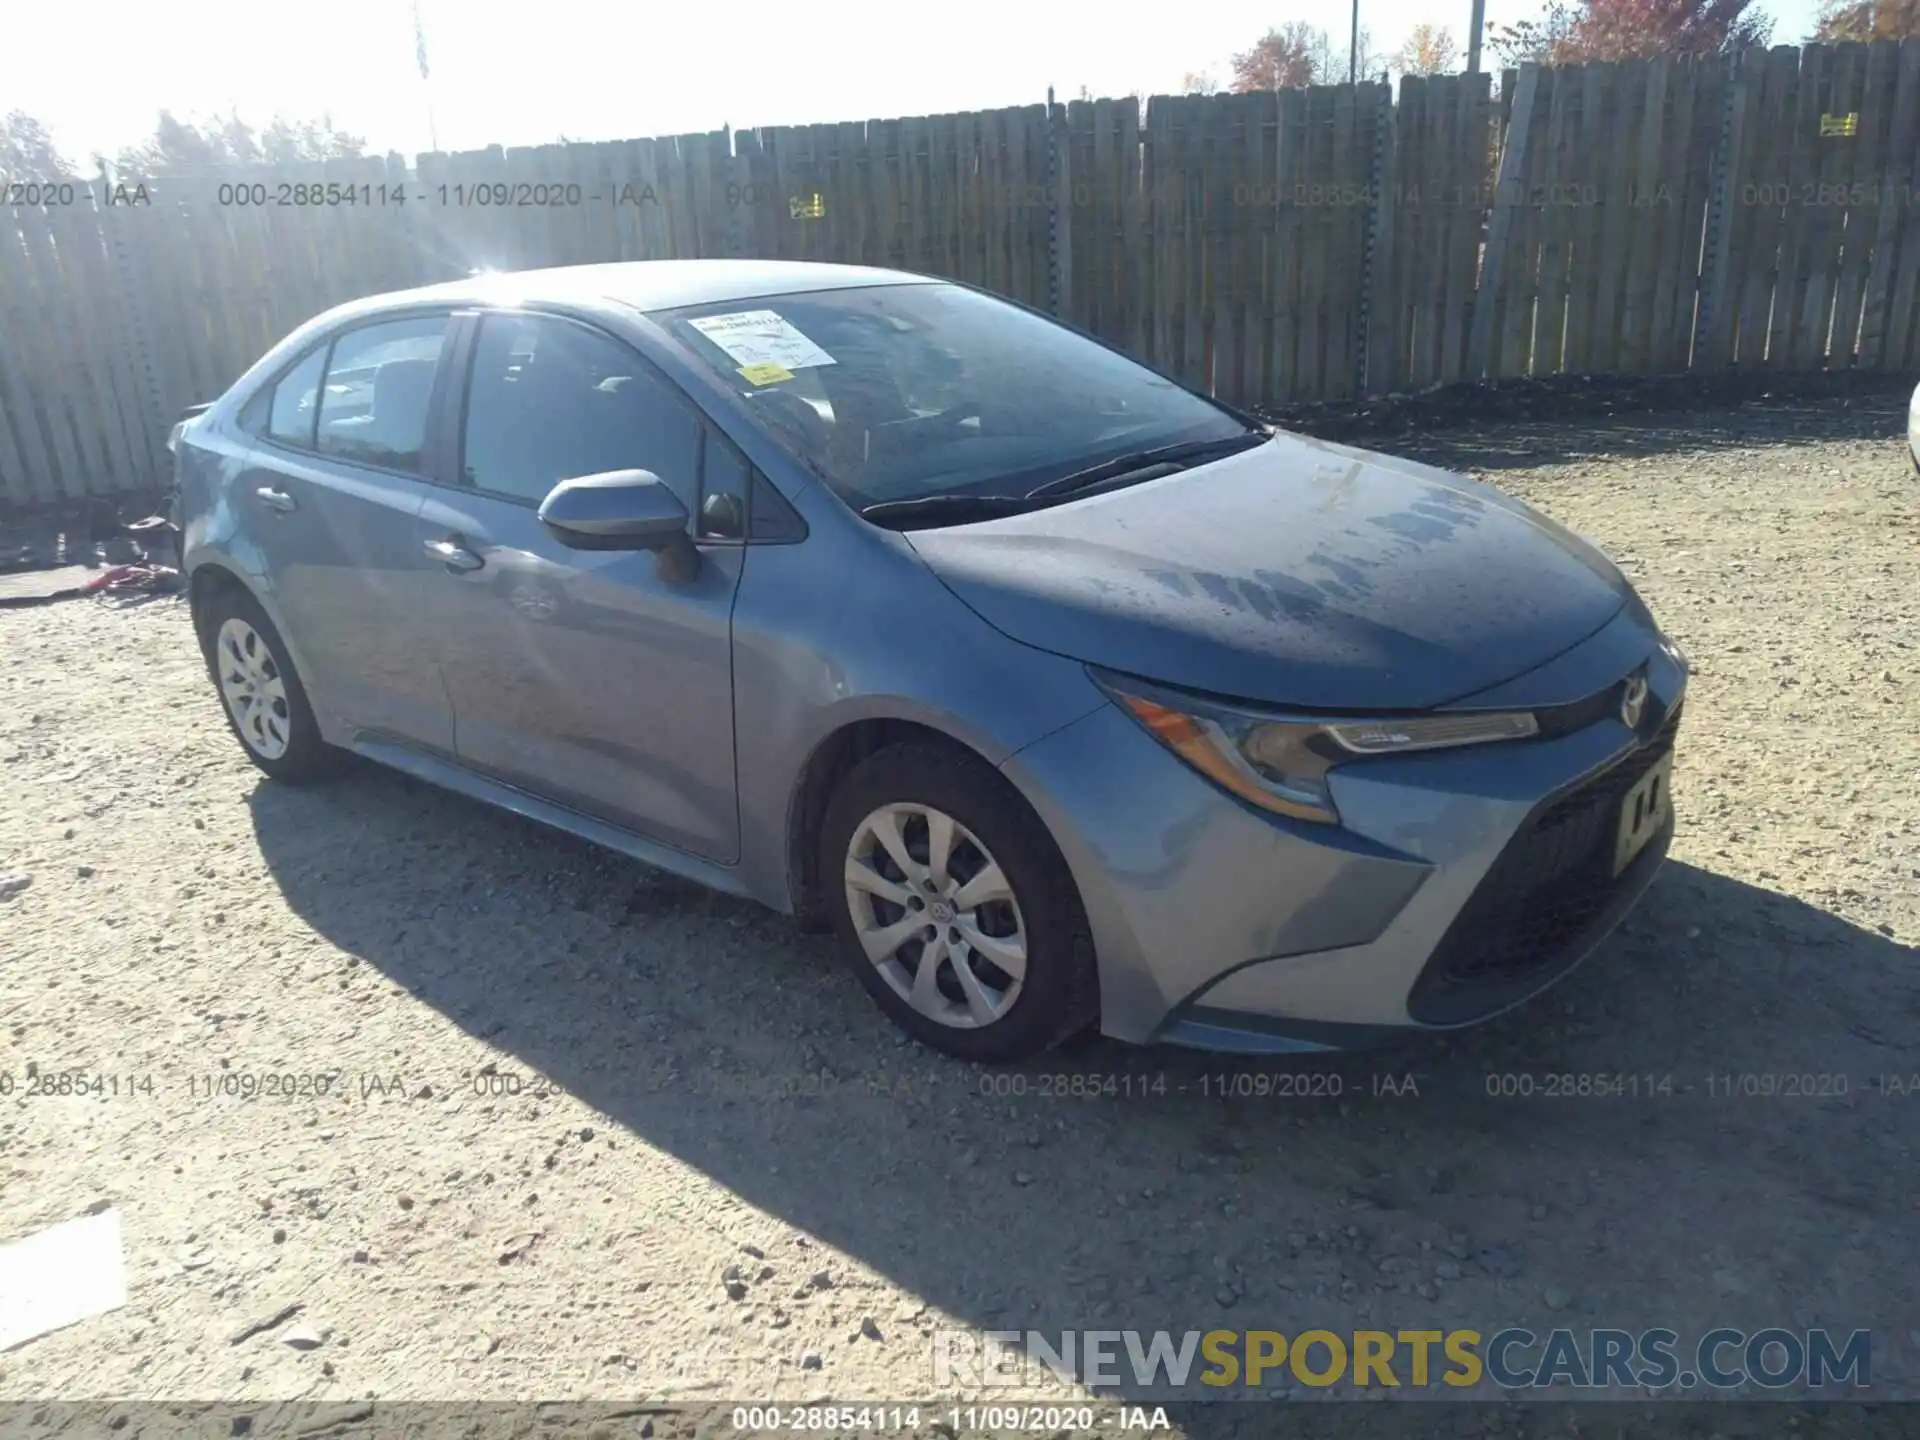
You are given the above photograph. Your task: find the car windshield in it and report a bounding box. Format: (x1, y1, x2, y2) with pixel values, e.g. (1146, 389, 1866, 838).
(654, 282, 1254, 513)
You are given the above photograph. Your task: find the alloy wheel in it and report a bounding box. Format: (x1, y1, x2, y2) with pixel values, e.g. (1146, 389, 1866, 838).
(843, 802, 1028, 1029)
(215, 617, 293, 760)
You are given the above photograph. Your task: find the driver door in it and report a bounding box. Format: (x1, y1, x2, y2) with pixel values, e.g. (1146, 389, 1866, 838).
(416, 311, 745, 862)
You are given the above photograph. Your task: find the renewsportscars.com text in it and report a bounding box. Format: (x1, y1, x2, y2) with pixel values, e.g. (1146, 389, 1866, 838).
(933, 1326, 1872, 1394)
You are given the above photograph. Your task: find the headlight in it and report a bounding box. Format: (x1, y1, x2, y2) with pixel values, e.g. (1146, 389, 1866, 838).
(1093, 671, 1539, 826)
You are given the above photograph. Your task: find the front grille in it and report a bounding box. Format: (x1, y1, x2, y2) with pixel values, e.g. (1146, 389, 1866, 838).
(1406, 700, 1682, 1026)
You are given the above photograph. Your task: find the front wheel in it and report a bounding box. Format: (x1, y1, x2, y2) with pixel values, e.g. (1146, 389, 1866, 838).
(820, 742, 1097, 1063)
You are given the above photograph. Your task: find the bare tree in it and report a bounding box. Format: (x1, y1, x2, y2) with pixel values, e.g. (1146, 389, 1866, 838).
(1180, 70, 1220, 95)
(1340, 27, 1386, 81)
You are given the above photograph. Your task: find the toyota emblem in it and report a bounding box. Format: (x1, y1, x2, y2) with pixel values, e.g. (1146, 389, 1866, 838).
(1620, 672, 1650, 729)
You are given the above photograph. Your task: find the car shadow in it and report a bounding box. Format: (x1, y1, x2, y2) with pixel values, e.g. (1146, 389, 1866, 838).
(247, 759, 1917, 1421)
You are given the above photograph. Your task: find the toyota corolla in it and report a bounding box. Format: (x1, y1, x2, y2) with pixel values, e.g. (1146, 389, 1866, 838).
(172, 259, 1687, 1062)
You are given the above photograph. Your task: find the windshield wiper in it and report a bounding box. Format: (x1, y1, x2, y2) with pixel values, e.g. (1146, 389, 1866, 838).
(858, 492, 1040, 527)
(1023, 432, 1268, 502)
(858, 430, 1270, 528)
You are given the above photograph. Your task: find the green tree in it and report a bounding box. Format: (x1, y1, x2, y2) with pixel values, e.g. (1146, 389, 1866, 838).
(0, 111, 74, 186)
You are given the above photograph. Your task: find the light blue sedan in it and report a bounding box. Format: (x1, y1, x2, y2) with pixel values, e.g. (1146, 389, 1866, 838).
(172, 260, 1687, 1062)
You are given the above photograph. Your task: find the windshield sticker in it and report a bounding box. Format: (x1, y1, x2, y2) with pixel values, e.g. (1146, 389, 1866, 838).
(689, 310, 838, 373)
(738, 361, 794, 386)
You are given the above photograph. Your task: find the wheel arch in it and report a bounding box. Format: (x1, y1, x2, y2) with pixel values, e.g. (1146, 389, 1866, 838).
(187, 560, 251, 648)
(784, 716, 986, 929)
(186, 561, 322, 712)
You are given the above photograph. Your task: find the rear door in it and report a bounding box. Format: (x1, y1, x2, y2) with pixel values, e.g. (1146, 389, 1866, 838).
(415, 309, 745, 861)
(234, 312, 458, 751)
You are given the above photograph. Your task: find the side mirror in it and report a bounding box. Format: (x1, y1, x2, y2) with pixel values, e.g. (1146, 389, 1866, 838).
(537, 469, 689, 550)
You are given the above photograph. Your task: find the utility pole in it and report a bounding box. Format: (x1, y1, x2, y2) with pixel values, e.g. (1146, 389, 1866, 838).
(413, 0, 439, 153)
(1350, 0, 1360, 83)
(1467, 0, 1486, 72)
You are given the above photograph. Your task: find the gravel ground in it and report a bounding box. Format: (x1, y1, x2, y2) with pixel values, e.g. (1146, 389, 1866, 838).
(1, 400, 1916, 1435)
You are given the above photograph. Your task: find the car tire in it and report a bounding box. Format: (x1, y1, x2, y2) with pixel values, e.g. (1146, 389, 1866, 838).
(820, 741, 1098, 1063)
(197, 587, 340, 783)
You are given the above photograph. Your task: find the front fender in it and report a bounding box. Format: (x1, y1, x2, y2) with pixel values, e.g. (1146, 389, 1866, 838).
(728, 515, 1108, 912)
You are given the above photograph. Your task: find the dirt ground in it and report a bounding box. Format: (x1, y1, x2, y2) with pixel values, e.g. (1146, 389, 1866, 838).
(2, 399, 1916, 1434)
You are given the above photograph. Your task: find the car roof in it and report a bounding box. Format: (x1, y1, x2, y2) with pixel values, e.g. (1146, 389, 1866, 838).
(332, 259, 938, 323)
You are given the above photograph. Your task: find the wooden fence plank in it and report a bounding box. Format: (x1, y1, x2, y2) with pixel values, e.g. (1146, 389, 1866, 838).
(1117, 97, 1146, 364)
(45, 202, 138, 496)
(1826, 43, 1886, 364)
(0, 216, 67, 505)
(1869, 41, 1920, 368)
(1618, 58, 1670, 372)
(1770, 46, 1825, 367)
(1657, 57, 1713, 369)
(1533, 67, 1577, 375)
(1858, 42, 1917, 365)
(1244, 91, 1277, 401)
(16, 204, 105, 500)
(1469, 65, 1538, 378)
(1794, 43, 1861, 367)
(49, 200, 147, 496)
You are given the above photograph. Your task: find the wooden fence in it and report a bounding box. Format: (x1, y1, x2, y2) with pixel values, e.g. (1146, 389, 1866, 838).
(3, 40, 1919, 512)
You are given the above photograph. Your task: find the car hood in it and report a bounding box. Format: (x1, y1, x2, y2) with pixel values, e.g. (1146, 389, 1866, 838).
(904, 432, 1632, 711)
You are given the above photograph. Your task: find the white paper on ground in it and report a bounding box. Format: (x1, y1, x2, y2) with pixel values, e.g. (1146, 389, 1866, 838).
(0, 1208, 129, 1351)
(686, 310, 838, 372)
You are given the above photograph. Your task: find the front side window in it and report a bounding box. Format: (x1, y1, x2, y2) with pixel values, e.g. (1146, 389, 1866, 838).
(654, 283, 1253, 514)
(265, 345, 327, 448)
(462, 313, 702, 508)
(314, 316, 450, 473)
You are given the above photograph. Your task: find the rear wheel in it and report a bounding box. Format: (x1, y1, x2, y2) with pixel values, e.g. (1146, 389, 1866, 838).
(820, 742, 1097, 1063)
(198, 587, 338, 783)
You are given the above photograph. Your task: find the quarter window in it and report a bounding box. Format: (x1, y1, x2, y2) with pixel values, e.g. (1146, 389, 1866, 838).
(313, 316, 450, 473)
(461, 313, 702, 508)
(698, 432, 750, 539)
(265, 346, 327, 448)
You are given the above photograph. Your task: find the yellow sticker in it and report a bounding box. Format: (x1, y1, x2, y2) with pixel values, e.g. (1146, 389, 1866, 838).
(739, 362, 793, 386)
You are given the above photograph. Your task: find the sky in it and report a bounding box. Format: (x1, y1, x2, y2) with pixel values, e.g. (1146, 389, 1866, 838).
(14, 0, 1825, 167)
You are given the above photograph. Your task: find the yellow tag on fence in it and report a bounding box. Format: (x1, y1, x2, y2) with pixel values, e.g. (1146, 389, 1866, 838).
(1819, 112, 1859, 137)
(739, 362, 794, 386)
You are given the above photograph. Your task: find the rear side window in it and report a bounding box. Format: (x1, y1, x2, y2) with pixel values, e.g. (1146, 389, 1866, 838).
(461, 312, 702, 508)
(313, 316, 450, 474)
(266, 346, 327, 447)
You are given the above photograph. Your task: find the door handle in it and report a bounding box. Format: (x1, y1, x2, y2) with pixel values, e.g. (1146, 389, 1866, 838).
(424, 537, 485, 573)
(254, 485, 297, 514)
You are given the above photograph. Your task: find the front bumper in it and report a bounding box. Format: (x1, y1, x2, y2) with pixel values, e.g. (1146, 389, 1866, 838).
(999, 613, 1687, 1052)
